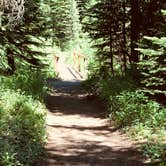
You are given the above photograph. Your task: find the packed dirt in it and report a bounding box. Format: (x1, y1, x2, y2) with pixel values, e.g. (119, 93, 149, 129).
(37, 63, 154, 166)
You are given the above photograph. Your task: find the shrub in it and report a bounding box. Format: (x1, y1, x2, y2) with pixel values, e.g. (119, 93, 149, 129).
(84, 75, 136, 99)
(142, 141, 166, 162)
(109, 90, 166, 162)
(109, 91, 166, 128)
(0, 89, 46, 166)
(98, 76, 136, 99)
(0, 68, 47, 100)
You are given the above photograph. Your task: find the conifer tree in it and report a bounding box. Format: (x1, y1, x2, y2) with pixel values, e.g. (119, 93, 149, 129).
(84, 0, 129, 75)
(82, 0, 166, 76)
(50, 0, 73, 50)
(137, 10, 166, 104)
(50, 0, 82, 50)
(0, 0, 50, 75)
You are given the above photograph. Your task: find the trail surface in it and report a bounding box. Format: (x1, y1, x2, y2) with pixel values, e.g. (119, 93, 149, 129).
(38, 63, 153, 166)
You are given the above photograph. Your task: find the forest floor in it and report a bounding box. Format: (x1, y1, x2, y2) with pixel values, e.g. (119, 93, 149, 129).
(37, 63, 155, 166)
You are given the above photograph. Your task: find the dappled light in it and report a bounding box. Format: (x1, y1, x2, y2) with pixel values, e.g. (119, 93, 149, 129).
(37, 80, 150, 166)
(0, 0, 165, 165)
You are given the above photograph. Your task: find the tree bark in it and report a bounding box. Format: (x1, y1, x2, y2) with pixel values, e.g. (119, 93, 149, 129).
(7, 48, 15, 75)
(130, 0, 140, 63)
(122, 0, 127, 72)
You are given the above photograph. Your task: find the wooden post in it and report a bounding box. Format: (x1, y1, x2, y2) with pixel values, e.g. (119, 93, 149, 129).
(72, 51, 87, 74)
(54, 55, 60, 73)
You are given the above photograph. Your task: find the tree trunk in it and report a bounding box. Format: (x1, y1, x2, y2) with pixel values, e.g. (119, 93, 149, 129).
(110, 42, 114, 75)
(7, 48, 15, 75)
(130, 0, 140, 63)
(122, 0, 127, 72)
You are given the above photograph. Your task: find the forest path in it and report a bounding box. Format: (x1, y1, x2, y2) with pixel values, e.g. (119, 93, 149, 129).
(37, 62, 153, 166)
(37, 78, 154, 166)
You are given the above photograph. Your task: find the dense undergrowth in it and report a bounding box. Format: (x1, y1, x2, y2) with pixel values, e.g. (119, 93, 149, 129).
(84, 74, 166, 164)
(0, 67, 49, 166)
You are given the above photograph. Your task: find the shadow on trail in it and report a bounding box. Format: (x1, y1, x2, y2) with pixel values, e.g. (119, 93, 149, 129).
(43, 146, 154, 166)
(39, 80, 156, 166)
(46, 94, 106, 118)
(48, 79, 83, 94)
(46, 80, 106, 118)
(47, 124, 117, 132)
(41, 140, 154, 166)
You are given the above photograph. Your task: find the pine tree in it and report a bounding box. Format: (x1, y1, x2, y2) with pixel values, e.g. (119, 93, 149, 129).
(71, 0, 82, 43)
(49, 0, 83, 50)
(76, 0, 92, 21)
(84, 0, 129, 75)
(137, 10, 166, 104)
(0, 0, 50, 75)
(50, 0, 73, 50)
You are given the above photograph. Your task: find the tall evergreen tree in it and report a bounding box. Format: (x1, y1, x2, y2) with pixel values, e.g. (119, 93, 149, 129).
(82, 0, 165, 75)
(84, 0, 130, 75)
(50, 0, 74, 50)
(0, 0, 50, 75)
(48, 0, 82, 51)
(137, 9, 166, 104)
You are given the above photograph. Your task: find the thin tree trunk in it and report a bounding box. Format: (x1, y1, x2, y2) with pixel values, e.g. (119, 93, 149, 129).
(130, 0, 140, 63)
(109, 10, 114, 76)
(122, 0, 127, 72)
(7, 48, 15, 75)
(110, 41, 114, 76)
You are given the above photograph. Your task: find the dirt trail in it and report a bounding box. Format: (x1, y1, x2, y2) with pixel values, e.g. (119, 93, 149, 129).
(37, 78, 155, 166)
(36, 63, 154, 166)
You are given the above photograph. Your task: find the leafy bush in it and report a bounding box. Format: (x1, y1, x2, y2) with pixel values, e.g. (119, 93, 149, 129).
(109, 91, 166, 128)
(97, 76, 136, 99)
(84, 75, 136, 99)
(108, 90, 166, 162)
(42, 54, 59, 79)
(0, 68, 47, 100)
(0, 89, 46, 166)
(142, 141, 166, 162)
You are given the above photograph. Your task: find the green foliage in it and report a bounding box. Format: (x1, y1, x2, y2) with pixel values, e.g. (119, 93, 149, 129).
(109, 91, 166, 128)
(0, 67, 47, 100)
(84, 73, 135, 96)
(160, 161, 166, 166)
(0, 89, 46, 165)
(49, 0, 82, 50)
(82, 1, 166, 164)
(50, 0, 73, 49)
(0, 0, 54, 75)
(0, 151, 23, 166)
(108, 89, 166, 162)
(84, 0, 119, 73)
(0, 66, 47, 165)
(142, 141, 166, 162)
(43, 56, 58, 79)
(137, 36, 166, 104)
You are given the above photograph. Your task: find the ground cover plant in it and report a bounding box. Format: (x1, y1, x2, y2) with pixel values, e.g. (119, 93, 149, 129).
(0, 68, 47, 166)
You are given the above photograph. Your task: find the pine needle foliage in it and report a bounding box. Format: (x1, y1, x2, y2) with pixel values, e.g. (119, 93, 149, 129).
(0, 0, 50, 75)
(138, 36, 166, 105)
